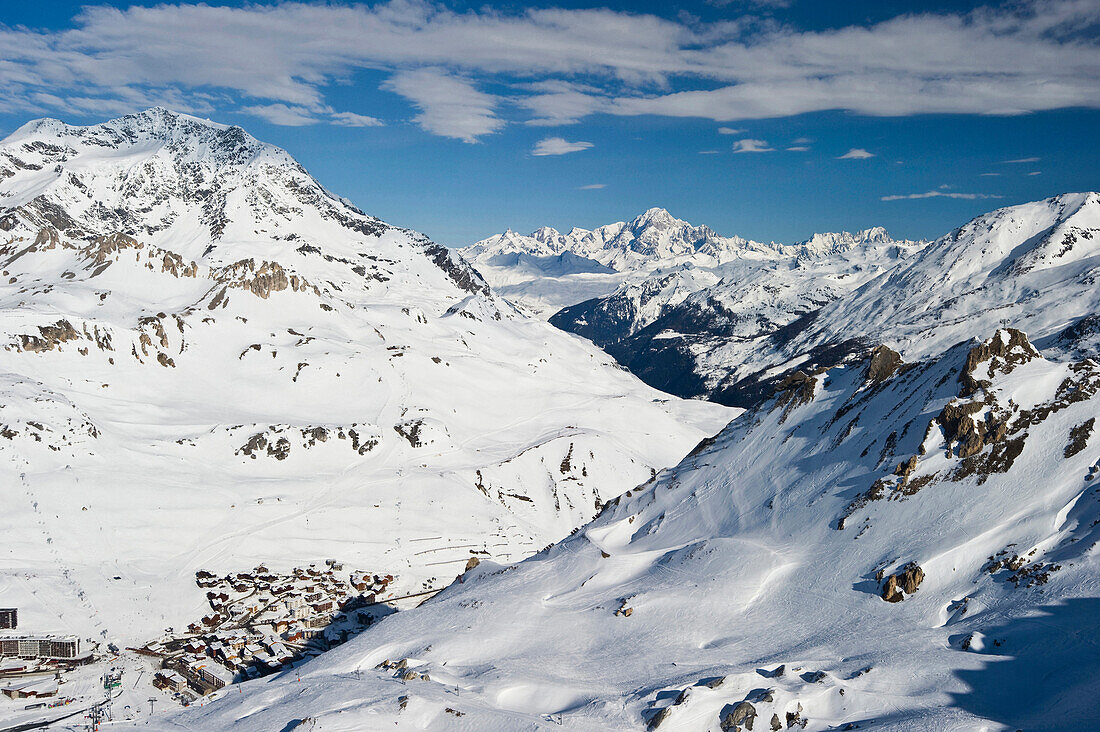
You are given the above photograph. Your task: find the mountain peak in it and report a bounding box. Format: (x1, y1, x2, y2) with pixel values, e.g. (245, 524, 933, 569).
(3, 106, 273, 167)
(631, 207, 679, 229)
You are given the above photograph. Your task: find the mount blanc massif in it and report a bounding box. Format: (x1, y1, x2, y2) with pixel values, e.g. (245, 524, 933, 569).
(463, 213, 929, 405)
(0, 108, 1097, 732)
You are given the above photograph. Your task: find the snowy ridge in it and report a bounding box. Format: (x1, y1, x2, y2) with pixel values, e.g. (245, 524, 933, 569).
(551, 194, 1100, 409)
(461, 208, 913, 318)
(0, 110, 731, 672)
(158, 327, 1100, 731)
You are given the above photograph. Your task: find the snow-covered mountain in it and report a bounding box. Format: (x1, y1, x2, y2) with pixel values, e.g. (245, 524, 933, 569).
(550, 229, 924, 405)
(134, 193, 1100, 732)
(153, 325, 1100, 731)
(0, 109, 731, 666)
(551, 196, 1100, 409)
(459, 208, 782, 316)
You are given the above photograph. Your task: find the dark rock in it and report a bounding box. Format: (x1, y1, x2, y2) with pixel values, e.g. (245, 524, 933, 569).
(865, 345, 902, 383)
(721, 702, 757, 731)
(647, 707, 672, 730)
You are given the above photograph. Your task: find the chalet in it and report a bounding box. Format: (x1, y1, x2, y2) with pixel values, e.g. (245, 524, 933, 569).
(311, 600, 334, 613)
(154, 670, 188, 693)
(0, 657, 31, 675)
(2, 677, 58, 699)
(195, 571, 219, 588)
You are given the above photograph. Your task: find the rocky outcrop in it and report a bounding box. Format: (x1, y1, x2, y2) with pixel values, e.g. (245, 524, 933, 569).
(720, 701, 756, 731)
(20, 319, 80, 352)
(1065, 417, 1094, 458)
(880, 563, 924, 602)
(864, 345, 902, 383)
(959, 328, 1038, 396)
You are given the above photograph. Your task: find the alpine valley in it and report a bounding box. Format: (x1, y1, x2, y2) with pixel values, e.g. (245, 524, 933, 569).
(0, 109, 1097, 732)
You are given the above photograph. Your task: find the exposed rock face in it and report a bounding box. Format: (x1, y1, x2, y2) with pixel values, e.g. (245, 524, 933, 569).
(865, 345, 902, 383)
(775, 371, 818, 417)
(20, 319, 80, 352)
(959, 328, 1039, 396)
(721, 701, 756, 731)
(646, 707, 672, 730)
(881, 563, 924, 602)
(1065, 417, 1095, 458)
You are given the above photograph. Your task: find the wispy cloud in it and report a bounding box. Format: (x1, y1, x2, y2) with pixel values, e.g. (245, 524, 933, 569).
(577, 183, 606, 189)
(787, 145, 810, 151)
(533, 137, 594, 156)
(238, 103, 319, 126)
(698, 149, 720, 154)
(330, 111, 383, 128)
(881, 191, 1003, 201)
(1002, 156, 1041, 163)
(1027, 171, 1042, 175)
(980, 172, 1001, 176)
(838, 148, 874, 159)
(0, 1, 1096, 140)
(718, 126, 746, 135)
(732, 138, 774, 153)
(384, 69, 502, 143)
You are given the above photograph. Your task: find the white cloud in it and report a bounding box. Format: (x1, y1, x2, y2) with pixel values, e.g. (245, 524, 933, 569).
(0, 0, 1096, 138)
(838, 148, 874, 159)
(239, 103, 319, 126)
(881, 191, 1003, 201)
(787, 145, 810, 151)
(330, 111, 383, 127)
(383, 69, 502, 143)
(577, 183, 606, 189)
(980, 172, 1001, 176)
(732, 138, 773, 153)
(1002, 156, 1041, 163)
(718, 126, 746, 134)
(519, 80, 606, 126)
(532, 137, 594, 156)
(1027, 171, 1042, 175)
(698, 149, 721, 154)
(792, 137, 812, 144)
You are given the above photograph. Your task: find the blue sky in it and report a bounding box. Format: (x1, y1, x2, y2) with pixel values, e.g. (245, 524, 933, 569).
(1, 1, 1097, 246)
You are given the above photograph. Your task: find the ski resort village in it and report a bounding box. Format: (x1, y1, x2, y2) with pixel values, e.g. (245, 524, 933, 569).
(1, 1, 1099, 729)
